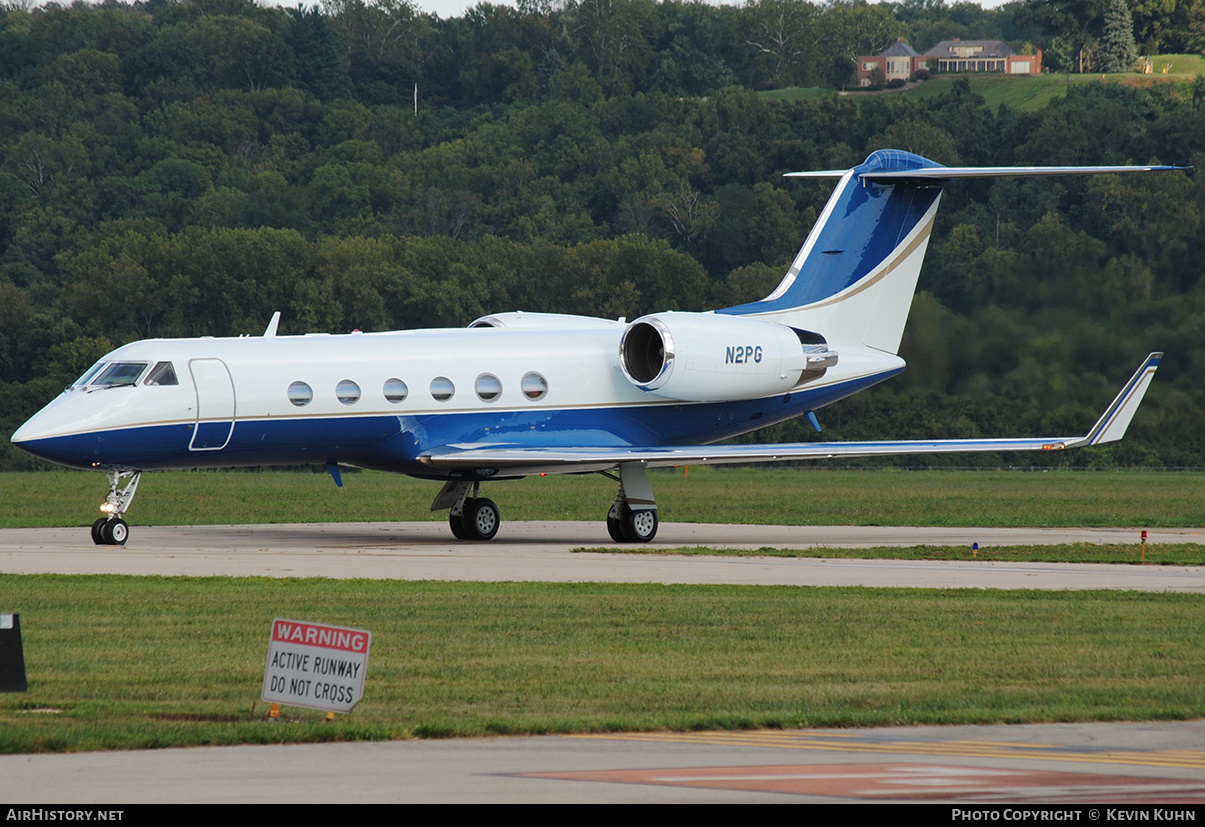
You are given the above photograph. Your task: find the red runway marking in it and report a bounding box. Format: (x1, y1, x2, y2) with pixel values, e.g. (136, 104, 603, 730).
(521, 763, 1205, 802)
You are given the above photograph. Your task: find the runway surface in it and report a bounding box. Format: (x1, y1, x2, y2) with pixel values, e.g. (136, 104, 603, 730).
(3, 722, 1205, 803)
(4, 521, 1204, 802)
(2, 521, 1204, 591)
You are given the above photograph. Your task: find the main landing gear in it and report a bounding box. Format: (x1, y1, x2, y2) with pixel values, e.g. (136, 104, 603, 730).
(604, 463, 659, 543)
(92, 469, 140, 546)
(430, 462, 660, 544)
(431, 462, 660, 547)
(433, 480, 501, 541)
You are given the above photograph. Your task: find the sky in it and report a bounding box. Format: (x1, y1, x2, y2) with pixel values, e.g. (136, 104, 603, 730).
(27, 0, 1015, 23)
(26, 0, 1017, 19)
(266, 0, 1017, 23)
(405, 0, 1014, 19)
(414, 0, 517, 16)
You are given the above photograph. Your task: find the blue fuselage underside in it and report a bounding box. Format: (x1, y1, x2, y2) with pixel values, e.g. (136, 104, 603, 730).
(19, 370, 898, 476)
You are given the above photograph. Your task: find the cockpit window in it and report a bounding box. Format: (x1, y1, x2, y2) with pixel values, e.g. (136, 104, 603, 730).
(91, 362, 148, 388)
(143, 361, 179, 386)
(71, 361, 108, 389)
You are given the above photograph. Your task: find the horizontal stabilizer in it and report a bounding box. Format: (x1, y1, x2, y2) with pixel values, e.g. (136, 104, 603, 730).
(787, 164, 1183, 183)
(419, 354, 1162, 474)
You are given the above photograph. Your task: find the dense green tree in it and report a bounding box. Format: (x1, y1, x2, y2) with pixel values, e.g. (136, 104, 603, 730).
(741, 0, 821, 88)
(286, 5, 346, 101)
(565, 0, 661, 95)
(1098, 0, 1138, 73)
(817, 2, 907, 87)
(322, 0, 429, 105)
(0, 0, 1202, 469)
(1015, 0, 1110, 72)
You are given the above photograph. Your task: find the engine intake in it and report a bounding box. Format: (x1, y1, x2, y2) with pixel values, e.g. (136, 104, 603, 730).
(619, 312, 836, 402)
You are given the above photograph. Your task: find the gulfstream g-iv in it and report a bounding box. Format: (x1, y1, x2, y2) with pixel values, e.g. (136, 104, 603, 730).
(12, 150, 1171, 545)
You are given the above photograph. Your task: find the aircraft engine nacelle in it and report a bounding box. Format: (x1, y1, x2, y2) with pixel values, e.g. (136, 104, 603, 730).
(618, 312, 837, 403)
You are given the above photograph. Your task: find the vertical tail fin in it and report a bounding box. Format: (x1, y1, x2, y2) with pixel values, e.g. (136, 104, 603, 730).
(719, 150, 946, 354)
(719, 151, 1179, 355)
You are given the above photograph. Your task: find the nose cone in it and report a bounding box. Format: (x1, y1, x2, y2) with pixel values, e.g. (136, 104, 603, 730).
(11, 394, 104, 469)
(13, 414, 69, 467)
(11, 403, 60, 447)
(10, 416, 37, 445)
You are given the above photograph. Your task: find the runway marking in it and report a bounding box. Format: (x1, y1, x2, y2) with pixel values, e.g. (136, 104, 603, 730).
(579, 730, 1205, 770)
(523, 762, 1205, 802)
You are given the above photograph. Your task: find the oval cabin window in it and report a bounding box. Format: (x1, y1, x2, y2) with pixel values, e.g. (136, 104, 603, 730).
(521, 372, 548, 401)
(288, 381, 313, 406)
(430, 377, 455, 402)
(475, 374, 502, 402)
(383, 378, 408, 403)
(336, 379, 361, 405)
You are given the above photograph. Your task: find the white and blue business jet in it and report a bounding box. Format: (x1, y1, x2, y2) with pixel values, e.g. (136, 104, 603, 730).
(12, 150, 1169, 546)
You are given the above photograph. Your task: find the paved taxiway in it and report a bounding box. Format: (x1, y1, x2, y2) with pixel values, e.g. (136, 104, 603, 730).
(4, 521, 1204, 802)
(3, 722, 1205, 803)
(2, 521, 1204, 590)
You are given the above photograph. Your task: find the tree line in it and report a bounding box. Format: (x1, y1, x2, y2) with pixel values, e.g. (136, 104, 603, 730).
(1, 0, 1203, 470)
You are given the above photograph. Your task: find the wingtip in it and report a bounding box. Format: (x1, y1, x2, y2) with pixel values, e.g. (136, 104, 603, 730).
(1081, 352, 1162, 446)
(784, 169, 850, 178)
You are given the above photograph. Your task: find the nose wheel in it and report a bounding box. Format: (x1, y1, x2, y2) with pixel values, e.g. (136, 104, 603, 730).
(92, 517, 129, 546)
(92, 470, 140, 546)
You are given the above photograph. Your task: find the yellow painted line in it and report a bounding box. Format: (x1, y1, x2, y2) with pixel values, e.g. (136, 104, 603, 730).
(577, 731, 1205, 770)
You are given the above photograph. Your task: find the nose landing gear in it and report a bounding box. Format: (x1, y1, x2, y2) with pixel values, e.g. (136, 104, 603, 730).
(92, 469, 140, 546)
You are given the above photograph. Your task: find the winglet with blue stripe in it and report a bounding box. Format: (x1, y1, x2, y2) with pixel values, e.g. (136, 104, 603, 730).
(1069, 352, 1162, 448)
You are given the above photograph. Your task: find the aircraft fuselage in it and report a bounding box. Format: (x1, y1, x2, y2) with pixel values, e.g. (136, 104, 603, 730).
(13, 324, 900, 478)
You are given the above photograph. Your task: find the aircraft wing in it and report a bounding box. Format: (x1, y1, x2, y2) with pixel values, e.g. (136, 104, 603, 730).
(417, 353, 1161, 474)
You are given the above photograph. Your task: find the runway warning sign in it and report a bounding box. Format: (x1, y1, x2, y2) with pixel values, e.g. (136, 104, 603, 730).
(262, 618, 371, 714)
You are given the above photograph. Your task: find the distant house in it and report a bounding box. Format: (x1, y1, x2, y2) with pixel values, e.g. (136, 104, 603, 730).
(856, 39, 922, 87)
(924, 40, 1042, 76)
(856, 38, 1042, 87)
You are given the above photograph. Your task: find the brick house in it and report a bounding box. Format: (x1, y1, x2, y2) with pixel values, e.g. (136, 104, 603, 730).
(924, 39, 1042, 75)
(856, 38, 1042, 87)
(856, 39, 923, 87)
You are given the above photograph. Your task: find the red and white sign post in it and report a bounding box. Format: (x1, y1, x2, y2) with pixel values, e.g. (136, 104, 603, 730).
(262, 618, 372, 714)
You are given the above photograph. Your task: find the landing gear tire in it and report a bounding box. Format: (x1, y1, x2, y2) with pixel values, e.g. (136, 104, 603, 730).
(92, 470, 139, 546)
(108, 518, 129, 546)
(621, 506, 658, 543)
(607, 514, 625, 543)
(608, 503, 657, 543)
(94, 518, 129, 546)
(461, 498, 500, 541)
(450, 501, 472, 540)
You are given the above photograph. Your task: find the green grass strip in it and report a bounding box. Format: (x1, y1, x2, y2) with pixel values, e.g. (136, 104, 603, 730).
(2, 468, 1202, 528)
(2, 575, 1204, 753)
(573, 543, 1205, 565)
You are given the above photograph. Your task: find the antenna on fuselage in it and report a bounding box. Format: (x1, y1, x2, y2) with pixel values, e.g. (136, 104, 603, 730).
(263, 311, 281, 338)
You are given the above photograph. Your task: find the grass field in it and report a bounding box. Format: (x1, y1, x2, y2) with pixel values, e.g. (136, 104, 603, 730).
(2, 576, 1203, 753)
(1, 468, 1201, 754)
(1, 467, 1202, 529)
(763, 56, 1205, 112)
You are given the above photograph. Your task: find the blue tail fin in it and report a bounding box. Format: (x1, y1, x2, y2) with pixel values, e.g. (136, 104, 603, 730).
(720, 150, 1179, 355)
(719, 150, 946, 354)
